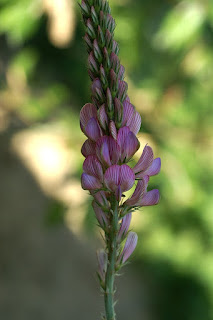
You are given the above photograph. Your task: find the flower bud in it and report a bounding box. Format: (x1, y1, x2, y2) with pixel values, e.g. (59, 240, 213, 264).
(106, 88, 114, 116)
(81, 0, 90, 17)
(100, 64, 108, 89)
(93, 39, 102, 63)
(110, 69, 118, 95)
(98, 104, 108, 130)
(106, 14, 115, 33)
(118, 232, 138, 264)
(118, 80, 128, 102)
(112, 40, 119, 55)
(110, 52, 120, 74)
(86, 19, 96, 39)
(98, 25, 105, 48)
(99, 11, 106, 30)
(92, 78, 105, 103)
(92, 201, 108, 230)
(91, 6, 99, 26)
(105, 29, 113, 50)
(109, 120, 117, 140)
(84, 33, 93, 52)
(103, 47, 111, 71)
(114, 97, 123, 127)
(97, 249, 107, 285)
(101, 0, 111, 14)
(118, 65, 125, 80)
(117, 213, 132, 242)
(88, 52, 99, 75)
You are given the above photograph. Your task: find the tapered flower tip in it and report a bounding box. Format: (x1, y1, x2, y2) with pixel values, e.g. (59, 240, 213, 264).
(104, 164, 135, 200)
(117, 213, 132, 242)
(92, 201, 108, 229)
(133, 145, 154, 175)
(119, 231, 138, 264)
(92, 78, 102, 93)
(125, 175, 149, 206)
(98, 105, 108, 130)
(80, 103, 97, 132)
(85, 117, 101, 141)
(93, 191, 109, 208)
(139, 189, 160, 206)
(96, 136, 120, 167)
(97, 249, 107, 283)
(81, 173, 102, 190)
(83, 155, 103, 181)
(109, 120, 117, 140)
(81, 139, 96, 157)
(144, 157, 161, 176)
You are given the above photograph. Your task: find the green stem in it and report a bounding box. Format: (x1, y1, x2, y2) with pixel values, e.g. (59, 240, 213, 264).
(104, 197, 119, 320)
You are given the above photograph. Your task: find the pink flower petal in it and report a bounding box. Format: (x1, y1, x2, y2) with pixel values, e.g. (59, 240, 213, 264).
(143, 158, 161, 176)
(119, 164, 135, 193)
(83, 155, 103, 181)
(96, 136, 120, 167)
(81, 173, 102, 190)
(117, 127, 130, 148)
(85, 117, 101, 141)
(139, 189, 160, 206)
(80, 103, 97, 132)
(125, 132, 140, 160)
(133, 145, 154, 174)
(117, 213, 132, 242)
(129, 111, 141, 135)
(122, 101, 135, 127)
(92, 201, 108, 228)
(81, 139, 96, 157)
(119, 231, 138, 264)
(104, 165, 120, 192)
(125, 176, 149, 206)
(109, 120, 117, 140)
(93, 191, 109, 209)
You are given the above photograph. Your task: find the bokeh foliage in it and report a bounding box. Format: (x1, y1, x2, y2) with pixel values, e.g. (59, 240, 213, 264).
(0, 0, 212, 319)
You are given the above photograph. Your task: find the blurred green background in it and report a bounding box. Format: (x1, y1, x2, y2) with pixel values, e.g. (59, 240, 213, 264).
(0, 0, 212, 319)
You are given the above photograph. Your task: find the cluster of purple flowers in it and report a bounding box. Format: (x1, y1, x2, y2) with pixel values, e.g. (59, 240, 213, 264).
(80, 0, 161, 288)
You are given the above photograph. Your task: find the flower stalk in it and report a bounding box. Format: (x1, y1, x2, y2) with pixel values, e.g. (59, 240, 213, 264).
(79, 1, 161, 319)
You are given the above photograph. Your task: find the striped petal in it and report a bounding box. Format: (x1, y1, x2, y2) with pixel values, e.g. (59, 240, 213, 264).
(125, 132, 140, 160)
(98, 104, 108, 130)
(85, 117, 101, 141)
(104, 165, 120, 192)
(96, 136, 120, 167)
(125, 176, 149, 206)
(139, 189, 160, 206)
(119, 164, 135, 193)
(83, 155, 103, 181)
(129, 111, 141, 135)
(81, 139, 96, 157)
(119, 231, 138, 264)
(143, 157, 161, 177)
(92, 201, 108, 228)
(122, 101, 135, 127)
(81, 173, 102, 190)
(117, 213, 132, 242)
(109, 120, 117, 140)
(80, 103, 97, 132)
(133, 145, 154, 175)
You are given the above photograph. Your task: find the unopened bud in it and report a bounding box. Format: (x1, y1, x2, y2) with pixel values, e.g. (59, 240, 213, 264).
(100, 65, 108, 89)
(106, 88, 114, 117)
(118, 80, 128, 102)
(114, 97, 123, 127)
(118, 64, 125, 80)
(81, 0, 90, 17)
(93, 39, 102, 63)
(106, 14, 115, 33)
(110, 69, 118, 95)
(84, 33, 93, 52)
(92, 78, 105, 104)
(88, 52, 99, 75)
(97, 104, 108, 130)
(86, 19, 96, 39)
(109, 120, 117, 140)
(101, 0, 111, 14)
(112, 40, 119, 55)
(91, 6, 99, 26)
(99, 11, 106, 30)
(103, 47, 111, 71)
(105, 29, 113, 50)
(110, 52, 120, 74)
(98, 25, 105, 48)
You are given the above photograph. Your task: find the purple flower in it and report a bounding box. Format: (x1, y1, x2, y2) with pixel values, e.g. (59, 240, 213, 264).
(133, 145, 161, 178)
(117, 213, 132, 242)
(97, 104, 108, 130)
(81, 155, 103, 190)
(92, 190, 109, 210)
(81, 139, 96, 157)
(117, 126, 140, 162)
(92, 201, 108, 229)
(104, 164, 135, 200)
(96, 136, 120, 167)
(122, 101, 141, 135)
(118, 231, 138, 264)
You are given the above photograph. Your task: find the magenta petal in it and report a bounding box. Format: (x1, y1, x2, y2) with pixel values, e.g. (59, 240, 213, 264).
(119, 164, 135, 193)
(83, 155, 103, 181)
(81, 173, 102, 190)
(104, 165, 120, 192)
(139, 189, 160, 206)
(125, 132, 140, 160)
(81, 139, 96, 157)
(80, 103, 97, 132)
(133, 145, 154, 174)
(144, 158, 161, 176)
(129, 111, 141, 135)
(125, 176, 149, 206)
(96, 136, 120, 167)
(117, 127, 130, 148)
(92, 201, 108, 228)
(117, 213, 132, 242)
(100, 140, 111, 167)
(85, 117, 101, 141)
(122, 101, 135, 127)
(93, 191, 109, 208)
(119, 231, 138, 264)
